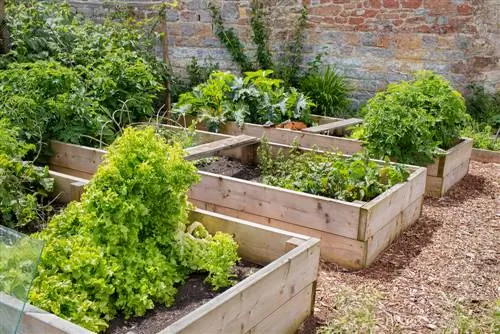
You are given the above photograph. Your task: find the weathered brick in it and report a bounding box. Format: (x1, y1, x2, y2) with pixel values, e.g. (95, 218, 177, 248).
(456, 4, 473, 16)
(383, 0, 399, 9)
(402, 0, 422, 9)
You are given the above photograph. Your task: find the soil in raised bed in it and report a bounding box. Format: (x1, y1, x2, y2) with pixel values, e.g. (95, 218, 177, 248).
(197, 156, 261, 181)
(107, 260, 261, 334)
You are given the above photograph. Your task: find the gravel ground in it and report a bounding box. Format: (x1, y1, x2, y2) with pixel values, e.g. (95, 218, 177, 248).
(314, 161, 499, 333)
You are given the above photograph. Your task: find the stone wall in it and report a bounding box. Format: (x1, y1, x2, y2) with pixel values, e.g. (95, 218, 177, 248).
(70, 0, 499, 106)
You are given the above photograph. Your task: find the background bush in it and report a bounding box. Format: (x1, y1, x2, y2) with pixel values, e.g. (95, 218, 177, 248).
(361, 71, 470, 165)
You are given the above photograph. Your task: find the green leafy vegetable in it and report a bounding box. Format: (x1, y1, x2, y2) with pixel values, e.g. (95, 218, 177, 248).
(29, 127, 239, 332)
(258, 138, 409, 202)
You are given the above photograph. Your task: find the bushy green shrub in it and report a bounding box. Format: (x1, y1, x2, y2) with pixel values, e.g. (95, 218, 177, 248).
(300, 66, 352, 117)
(2, 0, 166, 147)
(0, 119, 54, 229)
(361, 71, 470, 165)
(29, 127, 239, 332)
(173, 70, 313, 131)
(465, 84, 500, 129)
(258, 139, 409, 202)
(0, 61, 111, 151)
(461, 123, 499, 151)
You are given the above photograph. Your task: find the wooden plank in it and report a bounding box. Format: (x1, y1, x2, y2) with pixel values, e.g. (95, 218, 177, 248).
(302, 118, 363, 134)
(285, 237, 304, 252)
(185, 135, 259, 160)
(471, 148, 500, 164)
(425, 156, 444, 177)
(268, 218, 366, 268)
(161, 238, 320, 334)
(442, 138, 473, 176)
(189, 209, 312, 266)
(441, 159, 470, 195)
(248, 283, 314, 334)
(425, 175, 444, 197)
(218, 122, 364, 155)
(361, 167, 427, 239)
(49, 170, 89, 203)
(200, 203, 365, 268)
(50, 165, 93, 180)
(309, 115, 343, 125)
(190, 172, 362, 239)
(50, 140, 105, 175)
(365, 196, 423, 266)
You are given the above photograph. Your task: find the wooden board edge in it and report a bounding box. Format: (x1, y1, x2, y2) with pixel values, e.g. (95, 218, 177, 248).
(471, 148, 500, 164)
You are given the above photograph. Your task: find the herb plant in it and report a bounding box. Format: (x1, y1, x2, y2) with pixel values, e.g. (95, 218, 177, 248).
(258, 139, 409, 202)
(361, 71, 470, 165)
(300, 66, 352, 117)
(461, 123, 499, 151)
(29, 127, 239, 332)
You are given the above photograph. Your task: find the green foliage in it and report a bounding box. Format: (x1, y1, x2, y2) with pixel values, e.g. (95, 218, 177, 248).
(461, 123, 499, 151)
(257, 139, 409, 202)
(186, 57, 220, 89)
(0, 61, 112, 151)
(0, 229, 44, 304)
(173, 70, 313, 131)
(208, 1, 308, 86)
(250, 1, 273, 70)
(276, 6, 308, 87)
(29, 127, 239, 332)
(2, 0, 166, 148)
(300, 66, 352, 117)
(465, 84, 500, 129)
(0, 119, 54, 229)
(208, 3, 253, 72)
(361, 71, 470, 165)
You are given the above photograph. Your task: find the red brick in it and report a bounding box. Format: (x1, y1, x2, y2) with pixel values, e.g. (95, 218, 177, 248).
(393, 19, 404, 26)
(349, 17, 365, 25)
(402, 0, 421, 8)
(383, 0, 399, 9)
(368, 0, 382, 8)
(457, 4, 473, 16)
(310, 5, 342, 16)
(363, 9, 378, 18)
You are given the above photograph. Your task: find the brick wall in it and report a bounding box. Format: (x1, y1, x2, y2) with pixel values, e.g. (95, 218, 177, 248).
(71, 0, 499, 106)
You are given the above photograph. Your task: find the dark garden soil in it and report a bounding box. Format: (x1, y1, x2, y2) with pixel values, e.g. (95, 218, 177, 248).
(308, 161, 499, 333)
(197, 156, 261, 181)
(107, 261, 261, 334)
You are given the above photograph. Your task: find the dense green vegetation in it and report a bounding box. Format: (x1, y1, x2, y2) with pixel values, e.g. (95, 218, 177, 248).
(28, 127, 239, 332)
(173, 70, 314, 131)
(1, 0, 166, 152)
(360, 71, 471, 165)
(258, 139, 409, 202)
(463, 85, 499, 151)
(0, 120, 53, 229)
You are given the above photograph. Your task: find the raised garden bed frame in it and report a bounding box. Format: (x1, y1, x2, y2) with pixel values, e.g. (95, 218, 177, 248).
(47, 139, 427, 269)
(2, 170, 320, 334)
(185, 117, 472, 197)
(470, 148, 500, 164)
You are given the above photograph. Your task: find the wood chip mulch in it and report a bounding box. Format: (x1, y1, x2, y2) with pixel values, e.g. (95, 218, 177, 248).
(313, 161, 499, 333)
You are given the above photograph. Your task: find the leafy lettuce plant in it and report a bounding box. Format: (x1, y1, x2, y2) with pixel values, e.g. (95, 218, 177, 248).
(29, 127, 239, 332)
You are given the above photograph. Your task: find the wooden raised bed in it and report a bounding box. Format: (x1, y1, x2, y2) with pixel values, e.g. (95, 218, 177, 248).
(188, 116, 472, 198)
(2, 170, 320, 334)
(471, 148, 500, 164)
(47, 140, 427, 269)
(425, 139, 473, 197)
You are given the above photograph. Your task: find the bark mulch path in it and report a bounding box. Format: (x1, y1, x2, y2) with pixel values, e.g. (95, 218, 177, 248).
(312, 161, 499, 333)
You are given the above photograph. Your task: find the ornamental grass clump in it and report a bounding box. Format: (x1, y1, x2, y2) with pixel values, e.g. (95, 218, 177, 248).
(361, 71, 470, 165)
(29, 127, 239, 332)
